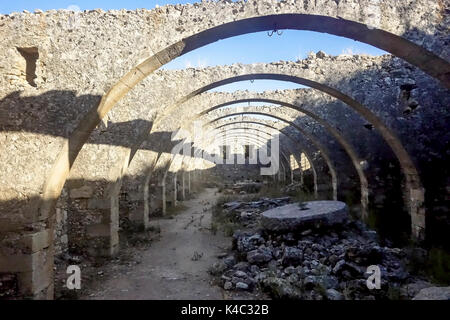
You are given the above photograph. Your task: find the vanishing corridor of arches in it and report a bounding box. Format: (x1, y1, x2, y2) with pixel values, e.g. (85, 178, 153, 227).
(0, 0, 449, 301)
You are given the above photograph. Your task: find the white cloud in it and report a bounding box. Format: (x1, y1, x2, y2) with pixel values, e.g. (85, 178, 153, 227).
(197, 58, 208, 68)
(342, 47, 368, 55)
(67, 5, 81, 12)
(342, 47, 354, 55)
(184, 58, 208, 68)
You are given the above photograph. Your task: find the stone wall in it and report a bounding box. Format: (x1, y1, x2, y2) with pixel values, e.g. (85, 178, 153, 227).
(1, 1, 447, 229)
(0, 0, 448, 299)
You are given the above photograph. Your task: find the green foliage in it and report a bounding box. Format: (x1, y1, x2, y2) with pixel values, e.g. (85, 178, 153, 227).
(211, 195, 241, 237)
(222, 222, 240, 237)
(212, 183, 314, 237)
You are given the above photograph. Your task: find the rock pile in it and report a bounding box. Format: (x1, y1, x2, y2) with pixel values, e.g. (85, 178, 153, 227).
(222, 197, 291, 228)
(281, 182, 304, 194)
(222, 181, 264, 194)
(211, 198, 433, 300)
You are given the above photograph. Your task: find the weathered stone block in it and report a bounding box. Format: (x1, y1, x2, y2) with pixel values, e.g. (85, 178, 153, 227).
(86, 223, 111, 238)
(0, 249, 50, 273)
(16, 258, 53, 297)
(0, 229, 50, 255)
(88, 198, 111, 209)
(69, 186, 93, 199)
(129, 205, 148, 225)
(18, 230, 51, 253)
(128, 191, 143, 202)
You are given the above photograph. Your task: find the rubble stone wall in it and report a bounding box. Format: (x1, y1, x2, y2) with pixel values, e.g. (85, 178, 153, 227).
(0, 0, 448, 299)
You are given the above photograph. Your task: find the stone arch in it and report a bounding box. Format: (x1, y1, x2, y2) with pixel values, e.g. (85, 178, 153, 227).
(161, 158, 181, 214)
(88, 70, 423, 247)
(9, 4, 444, 298)
(142, 72, 426, 238)
(210, 134, 289, 177)
(168, 152, 191, 206)
(40, 6, 447, 230)
(204, 111, 369, 217)
(202, 123, 330, 198)
(0, 0, 449, 294)
(159, 150, 212, 213)
(180, 119, 326, 199)
(206, 119, 336, 202)
(178, 122, 322, 200)
(204, 122, 327, 194)
(210, 126, 309, 186)
(190, 96, 380, 201)
(174, 127, 299, 191)
(203, 131, 292, 179)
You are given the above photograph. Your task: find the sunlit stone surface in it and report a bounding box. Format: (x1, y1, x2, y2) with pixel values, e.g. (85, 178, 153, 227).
(261, 201, 348, 231)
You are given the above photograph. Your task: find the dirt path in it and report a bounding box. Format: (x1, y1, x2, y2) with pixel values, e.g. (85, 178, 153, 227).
(80, 188, 230, 300)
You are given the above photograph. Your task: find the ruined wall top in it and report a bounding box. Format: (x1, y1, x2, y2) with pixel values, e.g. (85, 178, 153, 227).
(0, 0, 446, 95)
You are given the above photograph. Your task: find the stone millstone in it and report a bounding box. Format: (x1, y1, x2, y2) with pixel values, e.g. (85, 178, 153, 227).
(261, 201, 348, 232)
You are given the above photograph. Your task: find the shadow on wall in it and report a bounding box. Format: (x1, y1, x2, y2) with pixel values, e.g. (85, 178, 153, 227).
(290, 57, 450, 247)
(0, 90, 449, 300)
(0, 90, 189, 153)
(0, 132, 294, 298)
(1, 64, 449, 247)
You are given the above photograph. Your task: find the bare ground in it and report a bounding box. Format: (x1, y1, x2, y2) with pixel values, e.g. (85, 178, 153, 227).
(78, 187, 256, 300)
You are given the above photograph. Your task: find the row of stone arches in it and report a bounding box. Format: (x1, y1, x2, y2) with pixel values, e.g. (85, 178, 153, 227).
(42, 9, 449, 231)
(1, 2, 448, 299)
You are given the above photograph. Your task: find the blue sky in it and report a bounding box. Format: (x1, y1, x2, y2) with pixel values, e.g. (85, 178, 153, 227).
(1, 1, 387, 92)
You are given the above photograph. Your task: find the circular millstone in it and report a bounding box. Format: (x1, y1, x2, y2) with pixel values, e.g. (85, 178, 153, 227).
(261, 201, 348, 232)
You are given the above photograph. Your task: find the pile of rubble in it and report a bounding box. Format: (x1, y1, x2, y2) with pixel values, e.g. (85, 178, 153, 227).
(222, 180, 264, 195)
(211, 199, 436, 300)
(222, 197, 291, 228)
(281, 182, 304, 194)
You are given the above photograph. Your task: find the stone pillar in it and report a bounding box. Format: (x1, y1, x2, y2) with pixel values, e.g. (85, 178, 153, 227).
(127, 187, 148, 229)
(300, 166, 304, 186)
(67, 185, 119, 257)
(409, 187, 426, 241)
(143, 178, 151, 226)
(313, 170, 319, 200)
(85, 196, 119, 257)
(161, 181, 166, 215)
(173, 174, 178, 207)
(290, 167, 294, 184)
(188, 171, 191, 194)
(0, 227, 54, 299)
(182, 172, 186, 200)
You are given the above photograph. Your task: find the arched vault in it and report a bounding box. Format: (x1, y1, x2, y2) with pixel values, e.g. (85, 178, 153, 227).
(41, 5, 445, 236)
(127, 74, 426, 237)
